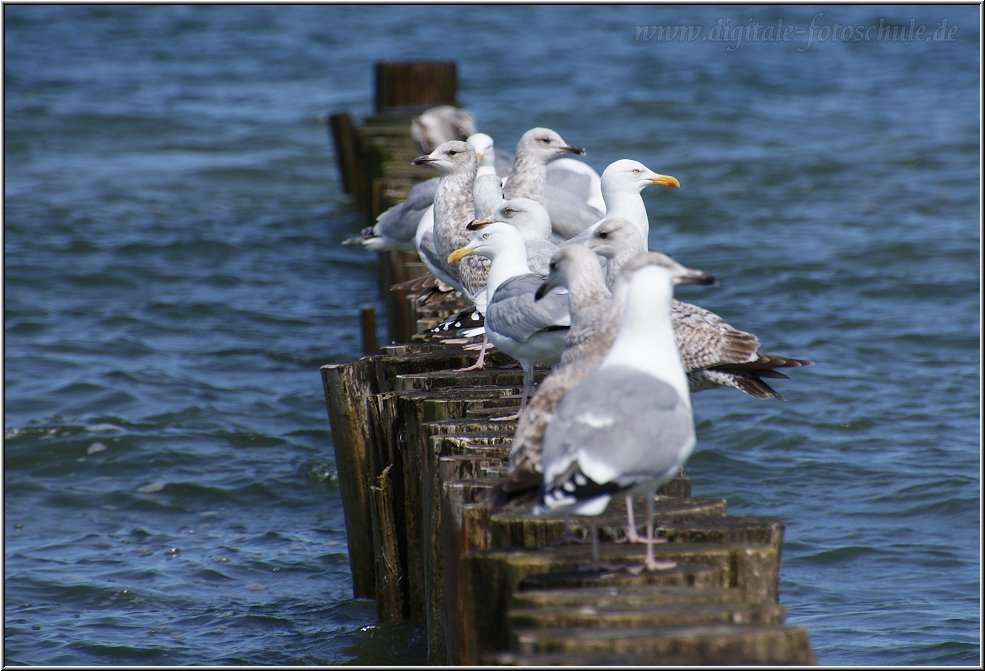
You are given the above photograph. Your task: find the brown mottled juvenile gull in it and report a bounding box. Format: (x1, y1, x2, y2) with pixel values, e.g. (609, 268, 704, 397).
(429, 197, 556, 342)
(412, 140, 489, 309)
(351, 133, 504, 254)
(348, 132, 497, 262)
(587, 218, 814, 399)
(537, 253, 713, 572)
(503, 127, 586, 201)
(495, 244, 615, 501)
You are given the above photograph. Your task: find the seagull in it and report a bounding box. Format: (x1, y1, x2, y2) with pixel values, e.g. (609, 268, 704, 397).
(448, 221, 570, 418)
(412, 140, 487, 307)
(467, 132, 500, 178)
(342, 178, 436, 252)
(495, 223, 812, 522)
(537, 252, 713, 572)
(504, 243, 713, 544)
(473, 173, 505, 220)
(503, 127, 587, 201)
(496, 244, 615, 502)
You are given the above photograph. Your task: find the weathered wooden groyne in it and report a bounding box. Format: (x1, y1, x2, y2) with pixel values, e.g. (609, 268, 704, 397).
(322, 62, 816, 665)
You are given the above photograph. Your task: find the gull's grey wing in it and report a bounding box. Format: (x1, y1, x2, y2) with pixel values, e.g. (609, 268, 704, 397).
(542, 365, 695, 496)
(374, 177, 439, 243)
(486, 273, 571, 343)
(547, 167, 592, 201)
(544, 184, 604, 240)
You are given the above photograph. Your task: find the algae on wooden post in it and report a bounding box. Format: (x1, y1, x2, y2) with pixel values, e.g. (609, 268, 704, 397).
(321, 358, 378, 599)
(369, 464, 408, 622)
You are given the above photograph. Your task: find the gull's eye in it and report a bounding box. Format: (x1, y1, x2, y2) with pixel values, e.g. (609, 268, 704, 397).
(481, 233, 490, 240)
(549, 262, 557, 272)
(632, 168, 641, 175)
(598, 231, 608, 239)
(447, 149, 459, 156)
(538, 137, 551, 144)
(502, 208, 515, 217)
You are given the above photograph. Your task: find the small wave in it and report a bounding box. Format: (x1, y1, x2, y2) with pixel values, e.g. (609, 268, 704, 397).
(793, 545, 882, 564)
(67, 642, 177, 664)
(887, 496, 980, 518)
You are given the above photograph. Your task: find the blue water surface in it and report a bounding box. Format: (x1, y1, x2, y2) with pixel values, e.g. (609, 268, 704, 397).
(3, 4, 980, 665)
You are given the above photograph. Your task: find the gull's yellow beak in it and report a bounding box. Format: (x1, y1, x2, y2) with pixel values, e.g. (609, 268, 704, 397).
(475, 151, 484, 162)
(448, 244, 476, 264)
(650, 174, 681, 188)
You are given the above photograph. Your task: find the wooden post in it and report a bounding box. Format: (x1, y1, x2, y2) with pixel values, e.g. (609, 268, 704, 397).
(320, 359, 378, 599)
(327, 112, 359, 195)
(374, 61, 458, 113)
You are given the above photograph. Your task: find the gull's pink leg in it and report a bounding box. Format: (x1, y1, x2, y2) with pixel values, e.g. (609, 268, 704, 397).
(643, 489, 676, 571)
(454, 334, 488, 372)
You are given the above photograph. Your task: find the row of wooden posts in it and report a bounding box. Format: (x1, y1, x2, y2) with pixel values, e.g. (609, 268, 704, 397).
(321, 61, 816, 665)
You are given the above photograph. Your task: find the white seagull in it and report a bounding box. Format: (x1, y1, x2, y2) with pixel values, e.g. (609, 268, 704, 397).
(537, 252, 712, 572)
(448, 221, 570, 417)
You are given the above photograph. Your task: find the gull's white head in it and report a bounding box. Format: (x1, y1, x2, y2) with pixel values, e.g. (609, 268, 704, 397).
(516, 127, 586, 162)
(466, 133, 495, 165)
(601, 159, 680, 195)
(412, 140, 477, 175)
(480, 198, 552, 242)
(447, 220, 525, 263)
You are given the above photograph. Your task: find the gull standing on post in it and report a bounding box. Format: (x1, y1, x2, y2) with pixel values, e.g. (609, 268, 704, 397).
(537, 253, 714, 572)
(353, 132, 507, 254)
(504, 243, 714, 544)
(448, 221, 570, 418)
